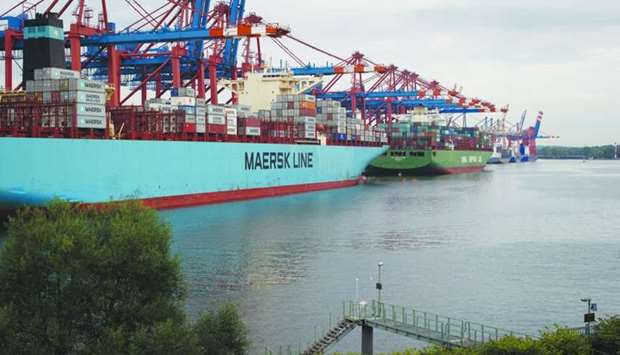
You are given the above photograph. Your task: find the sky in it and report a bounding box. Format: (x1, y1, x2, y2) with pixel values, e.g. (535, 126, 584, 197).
(3, 0, 619, 145)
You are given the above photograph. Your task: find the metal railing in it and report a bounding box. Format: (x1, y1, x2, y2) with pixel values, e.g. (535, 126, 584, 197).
(343, 300, 531, 346)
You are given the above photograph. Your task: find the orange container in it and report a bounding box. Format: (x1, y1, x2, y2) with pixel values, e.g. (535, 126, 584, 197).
(300, 102, 316, 110)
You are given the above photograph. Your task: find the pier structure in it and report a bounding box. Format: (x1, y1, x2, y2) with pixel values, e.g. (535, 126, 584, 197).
(298, 300, 529, 355)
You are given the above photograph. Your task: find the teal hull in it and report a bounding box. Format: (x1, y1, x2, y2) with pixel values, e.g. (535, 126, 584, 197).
(0, 137, 387, 209)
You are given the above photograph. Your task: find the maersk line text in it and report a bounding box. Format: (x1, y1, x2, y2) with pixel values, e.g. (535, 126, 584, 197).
(244, 152, 314, 170)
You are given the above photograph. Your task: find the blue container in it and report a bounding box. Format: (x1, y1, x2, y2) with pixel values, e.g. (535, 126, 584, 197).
(337, 133, 346, 141)
(0, 16, 23, 31)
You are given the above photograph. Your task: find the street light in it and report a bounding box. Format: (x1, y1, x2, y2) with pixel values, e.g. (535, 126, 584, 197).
(376, 262, 384, 305)
(581, 298, 596, 336)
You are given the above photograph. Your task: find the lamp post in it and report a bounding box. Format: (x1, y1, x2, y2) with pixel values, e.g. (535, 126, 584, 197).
(581, 298, 596, 336)
(376, 262, 383, 305)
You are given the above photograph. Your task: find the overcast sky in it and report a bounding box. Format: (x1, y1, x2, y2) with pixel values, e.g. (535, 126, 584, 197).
(4, 0, 619, 145)
(246, 0, 620, 146)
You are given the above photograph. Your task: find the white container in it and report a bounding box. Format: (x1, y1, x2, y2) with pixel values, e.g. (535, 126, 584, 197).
(233, 104, 252, 114)
(301, 94, 316, 102)
(227, 127, 238, 135)
(34, 67, 80, 81)
(224, 108, 237, 118)
(303, 131, 316, 139)
(76, 103, 106, 117)
(76, 116, 106, 129)
(207, 105, 226, 115)
(62, 91, 107, 105)
(208, 114, 226, 125)
(185, 114, 197, 123)
(245, 127, 261, 136)
(177, 87, 196, 97)
(170, 96, 196, 106)
(66, 79, 106, 93)
(196, 123, 206, 133)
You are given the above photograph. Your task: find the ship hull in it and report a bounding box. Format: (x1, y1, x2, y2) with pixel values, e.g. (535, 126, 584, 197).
(0, 137, 387, 210)
(366, 149, 492, 176)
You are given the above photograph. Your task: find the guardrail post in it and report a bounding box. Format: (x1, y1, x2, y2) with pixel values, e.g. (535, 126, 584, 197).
(447, 318, 451, 337)
(481, 325, 485, 342)
(495, 328, 499, 340)
(392, 305, 396, 321)
(343, 301, 346, 319)
(424, 312, 428, 329)
(412, 309, 416, 327)
(435, 315, 439, 332)
(402, 307, 406, 324)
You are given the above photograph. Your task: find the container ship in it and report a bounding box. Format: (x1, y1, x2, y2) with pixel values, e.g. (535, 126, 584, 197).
(0, 77, 387, 211)
(365, 107, 492, 176)
(0, 15, 388, 211)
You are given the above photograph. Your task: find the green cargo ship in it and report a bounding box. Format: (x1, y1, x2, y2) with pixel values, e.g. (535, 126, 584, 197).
(366, 148, 493, 176)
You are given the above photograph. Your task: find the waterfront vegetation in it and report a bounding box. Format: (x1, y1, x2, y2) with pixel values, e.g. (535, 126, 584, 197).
(538, 145, 618, 159)
(0, 201, 249, 355)
(334, 317, 620, 355)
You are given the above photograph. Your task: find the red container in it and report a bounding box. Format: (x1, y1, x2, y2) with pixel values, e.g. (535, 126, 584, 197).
(51, 91, 61, 103)
(183, 123, 196, 133)
(207, 123, 226, 134)
(300, 109, 316, 117)
(242, 118, 261, 127)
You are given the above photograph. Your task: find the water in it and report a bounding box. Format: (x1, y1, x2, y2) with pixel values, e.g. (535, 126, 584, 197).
(5, 160, 618, 353)
(161, 160, 620, 352)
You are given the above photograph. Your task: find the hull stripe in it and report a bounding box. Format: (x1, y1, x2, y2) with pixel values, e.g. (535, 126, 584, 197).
(139, 179, 360, 210)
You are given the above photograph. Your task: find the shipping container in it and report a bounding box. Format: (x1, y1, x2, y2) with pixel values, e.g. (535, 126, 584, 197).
(34, 67, 81, 81)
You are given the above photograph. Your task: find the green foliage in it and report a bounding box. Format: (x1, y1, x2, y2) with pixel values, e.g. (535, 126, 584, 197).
(538, 326, 592, 355)
(591, 316, 620, 355)
(538, 145, 617, 159)
(0, 201, 249, 355)
(340, 326, 600, 355)
(194, 303, 250, 355)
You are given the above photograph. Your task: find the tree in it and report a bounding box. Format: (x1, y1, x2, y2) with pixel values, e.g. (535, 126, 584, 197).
(538, 326, 592, 355)
(194, 303, 250, 355)
(0, 201, 193, 354)
(591, 316, 620, 355)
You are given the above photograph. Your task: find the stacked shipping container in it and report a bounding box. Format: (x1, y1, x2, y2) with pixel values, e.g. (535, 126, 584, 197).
(25, 68, 107, 129)
(270, 94, 317, 139)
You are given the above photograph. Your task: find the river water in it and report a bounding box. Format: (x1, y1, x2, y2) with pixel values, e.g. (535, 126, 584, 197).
(162, 160, 620, 352)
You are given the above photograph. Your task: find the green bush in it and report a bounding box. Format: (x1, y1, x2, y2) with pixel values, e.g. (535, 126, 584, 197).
(0, 201, 249, 355)
(194, 303, 250, 355)
(591, 316, 620, 355)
